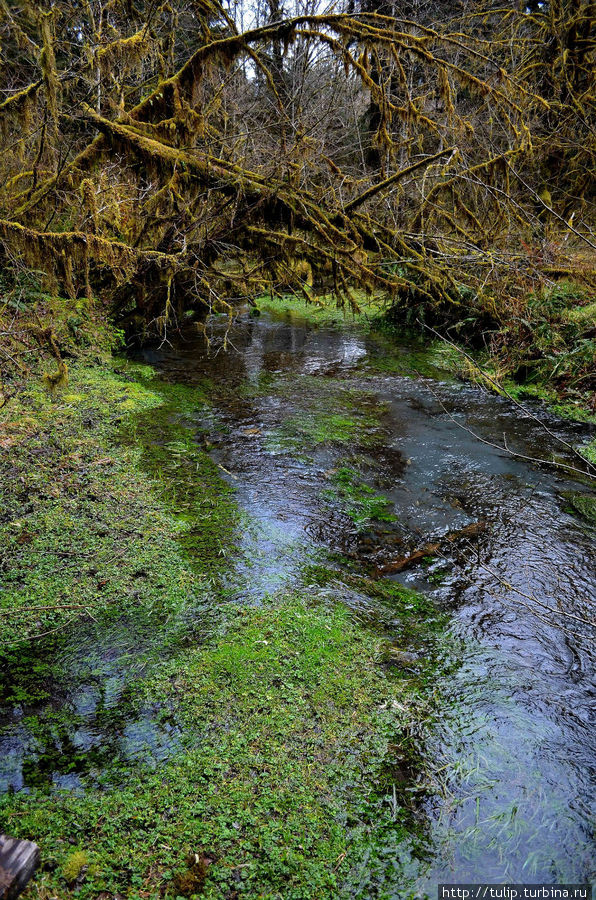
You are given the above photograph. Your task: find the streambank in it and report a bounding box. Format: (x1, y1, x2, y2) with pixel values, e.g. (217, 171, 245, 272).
(0, 343, 443, 898)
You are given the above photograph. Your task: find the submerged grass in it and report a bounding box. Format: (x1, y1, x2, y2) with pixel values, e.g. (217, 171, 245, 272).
(322, 466, 397, 527)
(267, 409, 383, 454)
(264, 380, 388, 455)
(1, 596, 434, 899)
(0, 310, 442, 899)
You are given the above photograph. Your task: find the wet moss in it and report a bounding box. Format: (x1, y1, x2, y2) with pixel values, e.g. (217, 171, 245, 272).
(265, 385, 387, 454)
(118, 381, 239, 576)
(563, 492, 596, 525)
(0, 356, 238, 799)
(0, 359, 238, 646)
(2, 597, 434, 899)
(322, 466, 396, 527)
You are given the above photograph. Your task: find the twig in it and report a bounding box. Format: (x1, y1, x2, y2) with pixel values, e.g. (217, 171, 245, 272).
(475, 555, 595, 629)
(0, 603, 93, 615)
(5, 613, 82, 645)
(424, 379, 594, 480)
(418, 320, 596, 479)
(508, 165, 596, 251)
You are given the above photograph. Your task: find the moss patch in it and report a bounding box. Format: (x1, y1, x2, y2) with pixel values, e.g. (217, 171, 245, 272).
(563, 491, 596, 525)
(0, 358, 237, 646)
(265, 382, 387, 455)
(1, 597, 436, 899)
(254, 291, 380, 327)
(322, 466, 396, 528)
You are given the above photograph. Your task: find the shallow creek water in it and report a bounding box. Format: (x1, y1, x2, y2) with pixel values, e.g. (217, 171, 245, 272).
(2, 305, 595, 890)
(142, 308, 596, 886)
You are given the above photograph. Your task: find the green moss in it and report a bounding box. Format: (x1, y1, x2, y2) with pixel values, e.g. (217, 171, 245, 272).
(1, 597, 436, 899)
(578, 438, 596, 465)
(322, 466, 396, 527)
(62, 850, 89, 884)
(254, 291, 380, 326)
(0, 305, 446, 899)
(0, 361, 236, 647)
(266, 386, 386, 454)
(563, 491, 596, 525)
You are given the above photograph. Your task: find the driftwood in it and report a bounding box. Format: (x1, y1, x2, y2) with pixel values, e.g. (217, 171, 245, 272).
(0, 835, 40, 900)
(374, 520, 486, 578)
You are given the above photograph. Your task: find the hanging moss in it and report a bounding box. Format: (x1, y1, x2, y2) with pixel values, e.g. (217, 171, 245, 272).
(39, 11, 60, 133)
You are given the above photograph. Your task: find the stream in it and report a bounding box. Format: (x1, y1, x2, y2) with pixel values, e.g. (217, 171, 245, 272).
(2, 303, 595, 891)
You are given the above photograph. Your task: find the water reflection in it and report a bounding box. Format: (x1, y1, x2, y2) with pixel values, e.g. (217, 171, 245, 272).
(2, 306, 594, 885)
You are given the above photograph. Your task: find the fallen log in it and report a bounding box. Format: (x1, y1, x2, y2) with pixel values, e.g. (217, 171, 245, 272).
(0, 835, 40, 900)
(374, 520, 486, 578)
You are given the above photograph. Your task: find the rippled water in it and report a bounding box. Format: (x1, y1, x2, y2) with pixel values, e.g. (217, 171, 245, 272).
(2, 305, 594, 888)
(143, 308, 595, 885)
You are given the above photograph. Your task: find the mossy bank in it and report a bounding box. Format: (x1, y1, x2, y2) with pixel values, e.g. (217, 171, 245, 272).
(0, 309, 443, 898)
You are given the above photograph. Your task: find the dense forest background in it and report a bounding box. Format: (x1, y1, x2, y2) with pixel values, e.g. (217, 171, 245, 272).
(0, 0, 594, 395)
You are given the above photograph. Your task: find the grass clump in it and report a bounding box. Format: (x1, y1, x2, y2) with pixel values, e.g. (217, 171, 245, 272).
(490, 280, 596, 411)
(577, 438, 596, 465)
